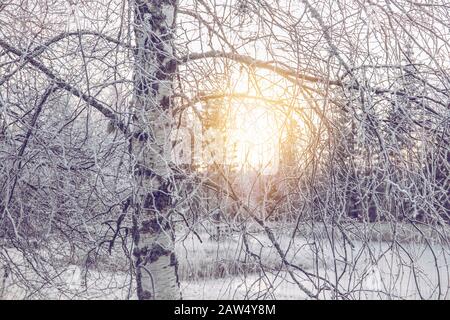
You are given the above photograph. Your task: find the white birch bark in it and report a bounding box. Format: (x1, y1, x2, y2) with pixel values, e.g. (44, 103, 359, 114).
(131, 0, 181, 300)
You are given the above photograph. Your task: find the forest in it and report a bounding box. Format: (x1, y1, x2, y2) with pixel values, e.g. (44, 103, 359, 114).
(0, 0, 449, 300)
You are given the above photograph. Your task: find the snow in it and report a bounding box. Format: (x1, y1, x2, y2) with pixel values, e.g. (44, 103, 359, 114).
(1, 222, 449, 300)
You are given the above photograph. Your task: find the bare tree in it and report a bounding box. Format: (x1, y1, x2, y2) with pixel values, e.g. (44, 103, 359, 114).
(130, 0, 181, 300)
(0, 0, 449, 300)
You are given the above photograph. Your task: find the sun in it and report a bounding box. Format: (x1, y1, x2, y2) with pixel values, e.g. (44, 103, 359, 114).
(222, 69, 295, 175)
(227, 104, 282, 174)
(172, 68, 301, 174)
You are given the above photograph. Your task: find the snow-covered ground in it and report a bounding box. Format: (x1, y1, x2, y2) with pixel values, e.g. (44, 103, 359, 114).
(1, 222, 449, 300)
(178, 222, 450, 300)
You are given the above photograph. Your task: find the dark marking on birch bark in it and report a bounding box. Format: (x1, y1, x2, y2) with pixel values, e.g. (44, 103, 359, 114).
(147, 244, 172, 263)
(132, 0, 180, 300)
(140, 290, 153, 300)
(133, 243, 171, 264)
(132, 131, 151, 141)
(140, 216, 170, 233)
(141, 180, 172, 212)
(165, 59, 177, 73)
(160, 96, 170, 109)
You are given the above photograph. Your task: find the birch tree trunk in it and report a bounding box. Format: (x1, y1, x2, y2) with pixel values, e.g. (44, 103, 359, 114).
(131, 0, 181, 300)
